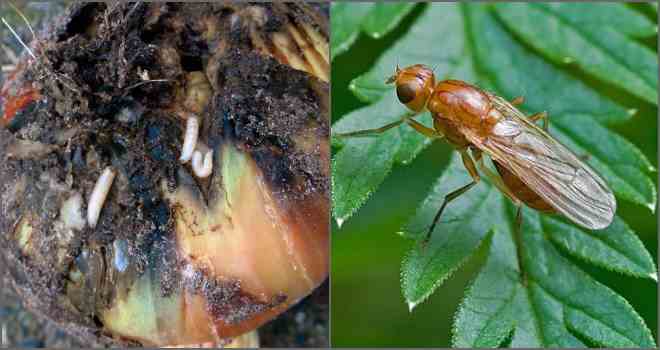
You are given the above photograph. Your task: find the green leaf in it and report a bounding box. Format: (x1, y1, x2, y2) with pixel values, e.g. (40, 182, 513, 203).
(361, 3, 417, 39)
(522, 209, 656, 347)
(452, 216, 521, 348)
(330, 2, 373, 60)
(453, 205, 656, 348)
(544, 215, 657, 280)
(332, 97, 406, 224)
(494, 3, 658, 105)
(452, 200, 585, 347)
(511, 3, 656, 38)
(466, 5, 632, 125)
(350, 3, 476, 103)
(401, 155, 498, 309)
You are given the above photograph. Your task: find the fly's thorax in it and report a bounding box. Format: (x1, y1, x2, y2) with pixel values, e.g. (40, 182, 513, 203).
(393, 64, 435, 113)
(428, 80, 497, 134)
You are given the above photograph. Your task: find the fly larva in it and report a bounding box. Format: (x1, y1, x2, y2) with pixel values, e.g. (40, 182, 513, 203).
(87, 167, 116, 228)
(192, 150, 213, 178)
(179, 115, 199, 163)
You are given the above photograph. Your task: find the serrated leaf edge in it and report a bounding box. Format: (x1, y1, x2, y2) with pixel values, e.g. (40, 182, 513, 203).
(542, 216, 658, 280)
(451, 236, 520, 347)
(526, 257, 656, 347)
(402, 228, 495, 310)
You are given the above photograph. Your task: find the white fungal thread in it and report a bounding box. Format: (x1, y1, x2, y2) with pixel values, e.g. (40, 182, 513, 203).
(180, 115, 199, 163)
(87, 167, 116, 228)
(192, 150, 213, 178)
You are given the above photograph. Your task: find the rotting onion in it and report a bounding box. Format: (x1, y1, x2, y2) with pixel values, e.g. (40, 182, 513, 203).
(0, 2, 329, 347)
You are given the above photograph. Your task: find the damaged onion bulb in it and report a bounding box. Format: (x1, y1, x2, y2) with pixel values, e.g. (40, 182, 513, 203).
(0, 2, 329, 347)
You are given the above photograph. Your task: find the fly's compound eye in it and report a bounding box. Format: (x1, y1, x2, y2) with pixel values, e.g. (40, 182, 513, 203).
(396, 83, 417, 104)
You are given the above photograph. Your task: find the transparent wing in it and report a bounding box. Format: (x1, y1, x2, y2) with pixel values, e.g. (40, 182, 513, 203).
(464, 94, 616, 229)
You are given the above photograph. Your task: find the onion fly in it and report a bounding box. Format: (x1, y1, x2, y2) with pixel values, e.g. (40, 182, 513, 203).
(334, 64, 616, 276)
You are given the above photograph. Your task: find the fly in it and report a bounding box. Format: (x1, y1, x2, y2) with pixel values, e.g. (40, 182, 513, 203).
(334, 64, 616, 278)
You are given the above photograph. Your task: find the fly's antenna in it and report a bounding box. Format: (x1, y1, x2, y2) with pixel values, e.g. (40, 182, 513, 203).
(431, 63, 439, 76)
(385, 56, 401, 84)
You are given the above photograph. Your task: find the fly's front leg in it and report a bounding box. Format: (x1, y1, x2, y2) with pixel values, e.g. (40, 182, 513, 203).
(423, 150, 480, 246)
(333, 112, 442, 141)
(406, 118, 443, 139)
(333, 118, 407, 138)
(528, 111, 549, 132)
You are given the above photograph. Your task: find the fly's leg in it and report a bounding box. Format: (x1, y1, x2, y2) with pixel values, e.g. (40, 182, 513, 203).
(423, 150, 480, 246)
(472, 149, 526, 282)
(513, 205, 527, 285)
(528, 111, 549, 132)
(471, 149, 521, 206)
(405, 118, 443, 139)
(528, 112, 592, 161)
(333, 118, 407, 138)
(512, 95, 548, 131)
(333, 112, 442, 141)
(511, 96, 524, 106)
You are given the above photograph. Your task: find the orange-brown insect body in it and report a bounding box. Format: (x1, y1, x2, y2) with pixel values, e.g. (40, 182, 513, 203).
(391, 65, 554, 212)
(493, 162, 555, 212)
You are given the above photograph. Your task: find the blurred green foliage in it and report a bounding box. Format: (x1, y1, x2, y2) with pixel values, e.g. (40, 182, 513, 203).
(331, 3, 657, 347)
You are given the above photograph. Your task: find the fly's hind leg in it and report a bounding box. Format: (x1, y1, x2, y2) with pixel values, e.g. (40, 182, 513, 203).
(471, 149, 526, 282)
(513, 205, 527, 285)
(471, 149, 521, 206)
(511, 95, 548, 131)
(528, 111, 549, 132)
(423, 150, 480, 246)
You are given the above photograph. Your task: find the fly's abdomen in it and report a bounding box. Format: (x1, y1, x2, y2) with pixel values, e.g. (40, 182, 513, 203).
(494, 161, 555, 213)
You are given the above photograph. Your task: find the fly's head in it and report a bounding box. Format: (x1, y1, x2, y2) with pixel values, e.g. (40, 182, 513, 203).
(387, 64, 435, 113)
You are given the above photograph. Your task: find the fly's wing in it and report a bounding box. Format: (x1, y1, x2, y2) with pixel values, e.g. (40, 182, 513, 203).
(464, 93, 616, 229)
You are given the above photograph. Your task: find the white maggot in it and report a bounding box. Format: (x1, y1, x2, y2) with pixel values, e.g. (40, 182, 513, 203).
(180, 115, 199, 163)
(192, 150, 213, 178)
(87, 167, 116, 228)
